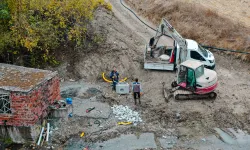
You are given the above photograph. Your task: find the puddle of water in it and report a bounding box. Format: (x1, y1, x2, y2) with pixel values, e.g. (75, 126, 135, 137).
(180, 128, 250, 149)
(214, 128, 237, 145)
(87, 88, 101, 95)
(61, 87, 80, 98)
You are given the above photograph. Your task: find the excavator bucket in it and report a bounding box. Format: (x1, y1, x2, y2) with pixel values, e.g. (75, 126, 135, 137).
(162, 82, 172, 102)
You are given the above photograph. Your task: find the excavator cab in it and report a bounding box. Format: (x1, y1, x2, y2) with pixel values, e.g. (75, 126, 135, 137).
(172, 59, 218, 100)
(177, 64, 197, 91)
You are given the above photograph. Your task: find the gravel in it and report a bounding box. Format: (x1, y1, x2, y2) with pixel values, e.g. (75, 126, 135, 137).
(111, 105, 142, 124)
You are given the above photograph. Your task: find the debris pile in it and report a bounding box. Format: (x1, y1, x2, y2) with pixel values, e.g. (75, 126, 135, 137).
(111, 105, 142, 124)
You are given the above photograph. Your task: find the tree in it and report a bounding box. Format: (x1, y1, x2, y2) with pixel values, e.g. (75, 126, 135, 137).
(0, 0, 112, 67)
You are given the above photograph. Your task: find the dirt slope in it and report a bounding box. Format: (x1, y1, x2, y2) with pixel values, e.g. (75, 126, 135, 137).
(184, 0, 250, 28)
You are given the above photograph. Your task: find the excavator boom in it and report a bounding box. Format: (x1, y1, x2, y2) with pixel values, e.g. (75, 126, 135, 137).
(151, 19, 188, 67)
(160, 19, 187, 66)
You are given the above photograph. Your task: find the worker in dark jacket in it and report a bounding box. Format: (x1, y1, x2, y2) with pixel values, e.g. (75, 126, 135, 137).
(132, 78, 142, 105)
(110, 68, 119, 90)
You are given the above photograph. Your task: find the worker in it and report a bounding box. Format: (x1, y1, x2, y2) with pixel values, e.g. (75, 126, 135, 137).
(110, 68, 119, 90)
(149, 37, 155, 57)
(112, 76, 119, 91)
(132, 78, 142, 105)
(149, 37, 155, 47)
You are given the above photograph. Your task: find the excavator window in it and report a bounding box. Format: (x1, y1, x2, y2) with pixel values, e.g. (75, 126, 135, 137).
(177, 66, 187, 84)
(187, 68, 196, 89)
(191, 51, 205, 61)
(178, 66, 196, 91)
(195, 66, 204, 78)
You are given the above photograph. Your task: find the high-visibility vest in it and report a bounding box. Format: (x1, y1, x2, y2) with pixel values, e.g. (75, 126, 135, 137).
(133, 83, 140, 92)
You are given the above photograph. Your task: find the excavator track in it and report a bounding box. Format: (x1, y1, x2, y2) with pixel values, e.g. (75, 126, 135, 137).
(173, 90, 217, 100)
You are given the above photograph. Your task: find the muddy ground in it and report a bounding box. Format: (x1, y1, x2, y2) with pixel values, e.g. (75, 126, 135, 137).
(43, 0, 250, 149)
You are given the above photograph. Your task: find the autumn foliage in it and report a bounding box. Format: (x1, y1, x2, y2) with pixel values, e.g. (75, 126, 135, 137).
(0, 0, 112, 67)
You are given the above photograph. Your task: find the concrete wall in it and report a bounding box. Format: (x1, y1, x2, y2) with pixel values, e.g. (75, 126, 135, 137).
(0, 124, 41, 143)
(0, 76, 61, 126)
(51, 105, 73, 119)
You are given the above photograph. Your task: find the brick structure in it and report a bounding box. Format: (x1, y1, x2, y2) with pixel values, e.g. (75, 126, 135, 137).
(0, 63, 60, 142)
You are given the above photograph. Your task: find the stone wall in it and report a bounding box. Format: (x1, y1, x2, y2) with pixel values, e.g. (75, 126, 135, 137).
(0, 76, 60, 126)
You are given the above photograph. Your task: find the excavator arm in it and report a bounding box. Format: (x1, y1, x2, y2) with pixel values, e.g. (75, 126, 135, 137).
(150, 19, 188, 67)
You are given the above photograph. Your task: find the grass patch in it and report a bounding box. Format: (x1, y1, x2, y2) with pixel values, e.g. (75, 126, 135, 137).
(0, 137, 13, 145)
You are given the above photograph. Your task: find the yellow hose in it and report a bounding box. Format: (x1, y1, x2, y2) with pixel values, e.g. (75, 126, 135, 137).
(102, 72, 127, 83)
(80, 132, 85, 137)
(118, 122, 132, 125)
(102, 72, 112, 83)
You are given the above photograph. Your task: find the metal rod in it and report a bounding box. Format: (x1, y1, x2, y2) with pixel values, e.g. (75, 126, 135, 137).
(37, 127, 44, 146)
(46, 123, 50, 142)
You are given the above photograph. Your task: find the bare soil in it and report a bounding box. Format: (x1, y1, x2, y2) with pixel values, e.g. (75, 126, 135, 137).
(183, 0, 250, 28)
(124, 0, 250, 61)
(52, 0, 250, 149)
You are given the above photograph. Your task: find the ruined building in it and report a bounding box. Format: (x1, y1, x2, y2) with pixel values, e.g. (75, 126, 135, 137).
(0, 63, 60, 143)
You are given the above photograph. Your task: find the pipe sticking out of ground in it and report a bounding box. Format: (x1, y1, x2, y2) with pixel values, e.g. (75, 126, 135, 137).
(37, 127, 44, 146)
(46, 123, 50, 142)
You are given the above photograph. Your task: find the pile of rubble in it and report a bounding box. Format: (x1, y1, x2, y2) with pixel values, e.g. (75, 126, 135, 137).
(111, 105, 143, 124)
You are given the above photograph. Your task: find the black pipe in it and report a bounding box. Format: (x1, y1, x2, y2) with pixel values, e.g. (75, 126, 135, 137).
(120, 0, 250, 55)
(201, 45, 250, 54)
